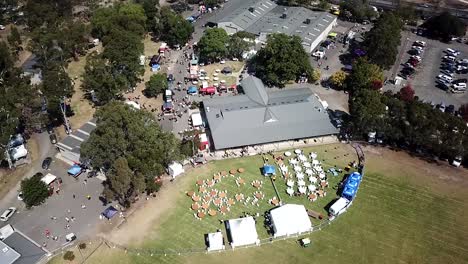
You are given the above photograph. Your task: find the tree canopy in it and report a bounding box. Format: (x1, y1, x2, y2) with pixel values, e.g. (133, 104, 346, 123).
(158, 6, 193, 47)
(423, 12, 466, 41)
(198, 28, 229, 62)
(339, 0, 376, 22)
(80, 102, 181, 202)
(144, 73, 168, 98)
(21, 173, 49, 208)
(329, 71, 347, 89)
(346, 58, 384, 94)
(363, 12, 402, 69)
(250, 33, 314, 87)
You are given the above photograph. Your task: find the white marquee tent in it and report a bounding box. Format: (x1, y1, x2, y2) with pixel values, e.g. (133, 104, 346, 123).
(270, 204, 312, 237)
(191, 112, 203, 127)
(207, 232, 225, 251)
(168, 162, 185, 179)
(226, 217, 259, 247)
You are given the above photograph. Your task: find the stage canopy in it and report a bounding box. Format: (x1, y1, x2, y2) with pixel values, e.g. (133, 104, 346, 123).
(270, 204, 312, 237)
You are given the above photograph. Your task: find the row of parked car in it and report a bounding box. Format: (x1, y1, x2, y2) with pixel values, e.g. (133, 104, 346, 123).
(436, 48, 467, 93)
(400, 40, 426, 79)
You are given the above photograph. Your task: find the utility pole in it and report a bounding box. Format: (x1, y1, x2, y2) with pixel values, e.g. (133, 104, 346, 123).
(60, 97, 71, 134)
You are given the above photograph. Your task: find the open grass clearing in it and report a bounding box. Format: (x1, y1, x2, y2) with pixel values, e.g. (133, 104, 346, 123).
(48, 143, 468, 264)
(201, 61, 244, 87)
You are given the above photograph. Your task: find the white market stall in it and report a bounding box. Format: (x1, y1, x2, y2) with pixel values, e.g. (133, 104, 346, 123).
(191, 112, 203, 127)
(41, 173, 57, 186)
(270, 204, 312, 237)
(226, 217, 259, 248)
(168, 162, 185, 179)
(207, 231, 225, 251)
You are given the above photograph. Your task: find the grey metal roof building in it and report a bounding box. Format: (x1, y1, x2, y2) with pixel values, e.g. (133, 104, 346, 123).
(56, 118, 97, 163)
(0, 240, 21, 264)
(213, 0, 337, 52)
(203, 76, 338, 150)
(3, 232, 46, 264)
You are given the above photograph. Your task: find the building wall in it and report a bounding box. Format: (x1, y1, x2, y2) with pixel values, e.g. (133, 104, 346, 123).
(217, 22, 243, 35)
(308, 16, 338, 53)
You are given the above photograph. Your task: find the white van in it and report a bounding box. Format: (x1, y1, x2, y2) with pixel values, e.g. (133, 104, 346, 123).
(329, 197, 351, 218)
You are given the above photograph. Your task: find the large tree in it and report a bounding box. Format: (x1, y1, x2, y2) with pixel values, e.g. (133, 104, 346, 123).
(82, 54, 126, 104)
(158, 6, 193, 47)
(363, 12, 402, 69)
(144, 73, 167, 98)
(346, 58, 384, 94)
(80, 102, 181, 187)
(21, 173, 49, 208)
(41, 63, 74, 121)
(339, 0, 376, 22)
(251, 33, 314, 87)
(423, 12, 466, 41)
(227, 34, 252, 60)
(198, 28, 229, 62)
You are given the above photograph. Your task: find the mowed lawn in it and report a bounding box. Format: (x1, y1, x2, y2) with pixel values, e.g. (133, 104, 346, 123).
(49, 144, 468, 264)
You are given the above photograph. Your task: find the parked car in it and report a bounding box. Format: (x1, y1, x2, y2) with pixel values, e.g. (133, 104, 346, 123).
(443, 55, 456, 62)
(446, 104, 455, 114)
(49, 134, 57, 144)
(437, 74, 453, 82)
(452, 78, 467, 84)
(446, 48, 460, 56)
(410, 55, 422, 61)
(17, 191, 23, 201)
(412, 46, 424, 51)
(438, 103, 446, 112)
(453, 83, 467, 90)
(441, 70, 454, 77)
(414, 40, 426, 47)
(457, 68, 468, 74)
(0, 207, 16, 222)
(42, 157, 52, 170)
(0, 25, 5, 30)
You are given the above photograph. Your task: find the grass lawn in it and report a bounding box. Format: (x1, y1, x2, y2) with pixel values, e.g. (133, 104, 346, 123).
(48, 144, 468, 264)
(201, 61, 244, 87)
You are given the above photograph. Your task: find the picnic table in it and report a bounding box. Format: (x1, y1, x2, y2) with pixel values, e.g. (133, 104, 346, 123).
(229, 169, 236, 174)
(235, 194, 244, 201)
(210, 190, 217, 197)
(253, 181, 261, 188)
(192, 195, 201, 202)
(206, 180, 215, 187)
(197, 211, 206, 219)
(208, 209, 217, 216)
(271, 198, 280, 206)
(221, 171, 228, 176)
(186, 191, 195, 197)
(196, 180, 204, 186)
(320, 181, 328, 188)
(219, 192, 227, 198)
(317, 190, 325, 197)
(213, 174, 221, 181)
(191, 203, 200, 210)
(213, 198, 222, 206)
(238, 178, 245, 184)
(227, 198, 235, 205)
(238, 168, 245, 173)
(202, 203, 210, 210)
(220, 206, 228, 214)
(199, 186, 206, 193)
(308, 193, 317, 201)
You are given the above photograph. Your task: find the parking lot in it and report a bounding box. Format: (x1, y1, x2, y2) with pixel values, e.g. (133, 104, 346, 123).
(3, 153, 109, 251)
(385, 31, 468, 108)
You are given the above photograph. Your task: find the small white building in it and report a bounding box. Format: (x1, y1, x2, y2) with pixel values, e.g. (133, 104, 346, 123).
(270, 204, 312, 237)
(207, 231, 225, 251)
(168, 162, 184, 179)
(226, 217, 259, 248)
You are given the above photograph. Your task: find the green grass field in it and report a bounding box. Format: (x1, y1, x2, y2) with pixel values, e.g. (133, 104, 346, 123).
(49, 144, 468, 264)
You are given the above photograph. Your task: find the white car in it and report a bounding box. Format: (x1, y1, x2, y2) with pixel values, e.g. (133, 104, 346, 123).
(410, 55, 422, 61)
(0, 207, 17, 222)
(446, 48, 460, 56)
(443, 55, 456, 61)
(441, 70, 454, 77)
(412, 46, 423, 51)
(414, 40, 426, 47)
(437, 74, 453, 82)
(0, 25, 5, 30)
(453, 83, 467, 90)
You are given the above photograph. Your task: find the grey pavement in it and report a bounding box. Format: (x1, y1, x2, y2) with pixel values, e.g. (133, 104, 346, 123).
(383, 30, 468, 107)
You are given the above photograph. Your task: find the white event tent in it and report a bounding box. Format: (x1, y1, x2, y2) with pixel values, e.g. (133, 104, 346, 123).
(207, 232, 225, 251)
(191, 112, 203, 127)
(270, 204, 312, 237)
(226, 217, 259, 247)
(168, 162, 185, 179)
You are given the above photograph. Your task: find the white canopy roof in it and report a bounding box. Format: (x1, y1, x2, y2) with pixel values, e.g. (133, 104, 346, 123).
(227, 217, 259, 247)
(41, 173, 57, 185)
(191, 112, 203, 127)
(270, 204, 312, 237)
(207, 232, 225, 251)
(199, 133, 208, 143)
(168, 162, 184, 178)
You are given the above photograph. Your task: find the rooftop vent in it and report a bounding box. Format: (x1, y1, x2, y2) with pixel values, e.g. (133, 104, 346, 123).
(248, 7, 254, 12)
(304, 18, 311, 24)
(281, 13, 287, 19)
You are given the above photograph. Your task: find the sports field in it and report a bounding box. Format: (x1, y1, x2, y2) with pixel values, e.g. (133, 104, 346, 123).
(49, 144, 468, 264)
